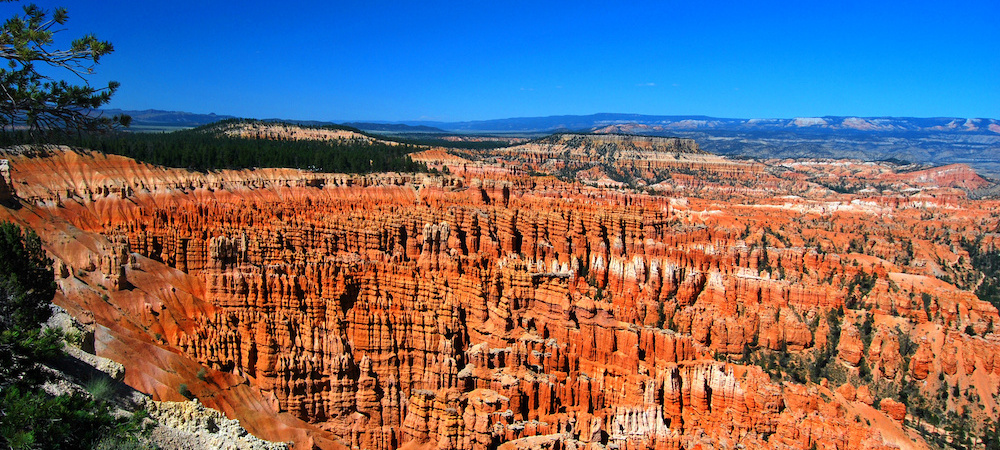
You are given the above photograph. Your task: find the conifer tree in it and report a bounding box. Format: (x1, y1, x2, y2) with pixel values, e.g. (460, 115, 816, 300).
(0, 0, 129, 138)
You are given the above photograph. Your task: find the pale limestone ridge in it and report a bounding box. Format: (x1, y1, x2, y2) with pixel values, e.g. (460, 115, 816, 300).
(143, 398, 289, 450)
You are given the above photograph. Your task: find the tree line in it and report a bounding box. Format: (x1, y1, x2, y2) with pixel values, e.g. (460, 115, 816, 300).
(0, 119, 429, 174)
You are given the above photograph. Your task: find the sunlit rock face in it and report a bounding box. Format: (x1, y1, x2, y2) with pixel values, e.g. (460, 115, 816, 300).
(3, 138, 1000, 450)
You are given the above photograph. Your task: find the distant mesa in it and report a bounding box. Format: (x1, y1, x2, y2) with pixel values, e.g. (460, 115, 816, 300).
(421, 112, 1000, 134)
(342, 122, 448, 133)
(532, 132, 704, 154)
(792, 117, 828, 127)
(103, 109, 1000, 177)
(477, 132, 754, 187)
(106, 109, 1000, 134)
(102, 109, 237, 127)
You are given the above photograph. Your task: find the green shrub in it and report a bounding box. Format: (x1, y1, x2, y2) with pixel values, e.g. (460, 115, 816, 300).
(85, 376, 116, 403)
(178, 383, 194, 400)
(0, 387, 150, 449)
(0, 222, 65, 390)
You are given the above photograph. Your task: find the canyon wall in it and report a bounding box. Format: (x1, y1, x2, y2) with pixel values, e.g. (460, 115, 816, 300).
(3, 143, 1000, 449)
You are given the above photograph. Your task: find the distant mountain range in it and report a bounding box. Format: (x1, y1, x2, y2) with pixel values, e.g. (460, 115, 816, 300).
(401, 114, 1000, 177)
(107, 110, 450, 133)
(108, 110, 1000, 177)
(342, 122, 447, 133)
(111, 109, 999, 135)
(412, 113, 1000, 134)
(103, 109, 236, 128)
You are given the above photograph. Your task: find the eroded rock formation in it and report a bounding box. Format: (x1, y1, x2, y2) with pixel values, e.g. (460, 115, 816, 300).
(3, 139, 1000, 449)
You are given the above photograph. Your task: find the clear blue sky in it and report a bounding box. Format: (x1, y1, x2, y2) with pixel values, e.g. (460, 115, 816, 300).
(15, 0, 999, 121)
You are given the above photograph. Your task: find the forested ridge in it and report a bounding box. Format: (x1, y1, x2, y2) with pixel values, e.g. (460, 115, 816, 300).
(1, 119, 428, 174)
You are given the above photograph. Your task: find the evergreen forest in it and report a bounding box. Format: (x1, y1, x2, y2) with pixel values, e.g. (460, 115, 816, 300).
(0, 119, 428, 174)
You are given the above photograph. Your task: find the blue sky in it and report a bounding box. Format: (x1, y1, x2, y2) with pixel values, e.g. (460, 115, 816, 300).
(15, 1, 999, 121)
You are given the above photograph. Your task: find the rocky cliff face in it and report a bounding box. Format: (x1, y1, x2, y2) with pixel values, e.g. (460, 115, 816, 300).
(2, 144, 999, 449)
(533, 133, 704, 154)
(481, 133, 754, 188)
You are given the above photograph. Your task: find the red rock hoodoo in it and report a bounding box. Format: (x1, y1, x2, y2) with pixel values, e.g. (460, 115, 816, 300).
(3, 135, 999, 449)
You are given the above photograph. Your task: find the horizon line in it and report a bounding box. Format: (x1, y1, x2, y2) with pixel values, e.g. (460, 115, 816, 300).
(104, 108, 1000, 124)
